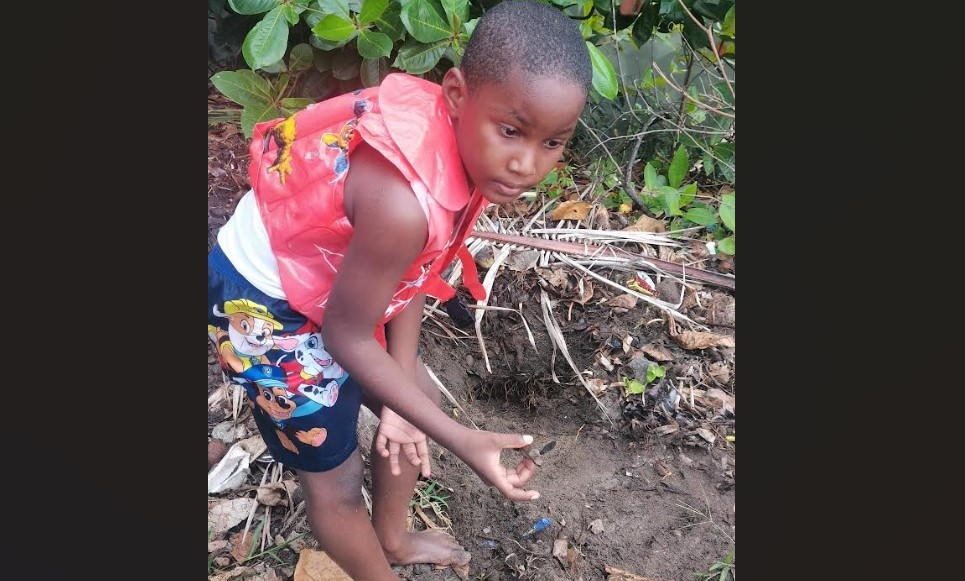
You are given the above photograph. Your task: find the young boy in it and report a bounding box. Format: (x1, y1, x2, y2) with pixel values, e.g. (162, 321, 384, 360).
(207, 1, 592, 578)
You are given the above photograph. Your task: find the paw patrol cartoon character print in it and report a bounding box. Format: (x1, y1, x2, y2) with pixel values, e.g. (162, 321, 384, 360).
(321, 99, 371, 181)
(209, 299, 283, 373)
(274, 331, 345, 408)
(237, 365, 329, 454)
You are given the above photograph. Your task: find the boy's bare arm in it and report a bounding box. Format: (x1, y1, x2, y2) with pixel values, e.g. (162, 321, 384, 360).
(325, 144, 538, 501)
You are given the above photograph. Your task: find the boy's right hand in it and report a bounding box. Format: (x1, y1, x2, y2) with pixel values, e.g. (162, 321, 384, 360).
(457, 431, 540, 502)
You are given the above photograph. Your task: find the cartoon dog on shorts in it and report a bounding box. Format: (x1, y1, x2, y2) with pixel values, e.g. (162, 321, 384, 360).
(274, 331, 343, 408)
(209, 299, 283, 373)
(237, 364, 328, 453)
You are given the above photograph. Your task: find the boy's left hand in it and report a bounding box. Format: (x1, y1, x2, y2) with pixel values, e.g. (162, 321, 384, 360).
(376, 407, 432, 478)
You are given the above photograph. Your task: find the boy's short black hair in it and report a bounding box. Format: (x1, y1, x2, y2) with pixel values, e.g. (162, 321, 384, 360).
(461, 0, 592, 95)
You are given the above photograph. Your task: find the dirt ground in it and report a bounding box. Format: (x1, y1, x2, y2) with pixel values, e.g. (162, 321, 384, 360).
(207, 105, 735, 581)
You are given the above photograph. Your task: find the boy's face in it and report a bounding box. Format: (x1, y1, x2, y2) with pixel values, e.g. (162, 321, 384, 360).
(443, 69, 586, 205)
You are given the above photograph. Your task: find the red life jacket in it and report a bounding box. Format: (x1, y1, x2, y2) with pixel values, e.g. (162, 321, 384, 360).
(248, 74, 487, 348)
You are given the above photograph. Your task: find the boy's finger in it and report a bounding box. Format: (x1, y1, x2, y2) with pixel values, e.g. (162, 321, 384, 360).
(375, 433, 390, 457)
(417, 440, 431, 478)
(389, 441, 401, 476)
(403, 443, 421, 466)
(500, 433, 534, 450)
(506, 458, 538, 487)
(497, 482, 540, 502)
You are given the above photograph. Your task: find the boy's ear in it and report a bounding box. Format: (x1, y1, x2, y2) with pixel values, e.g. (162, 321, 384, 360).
(441, 67, 468, 119)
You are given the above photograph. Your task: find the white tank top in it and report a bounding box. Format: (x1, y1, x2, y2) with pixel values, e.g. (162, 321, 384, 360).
(217, 190, 286, 299)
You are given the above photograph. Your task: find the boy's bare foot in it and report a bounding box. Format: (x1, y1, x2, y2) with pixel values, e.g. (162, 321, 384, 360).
(383, 530, 472, 566)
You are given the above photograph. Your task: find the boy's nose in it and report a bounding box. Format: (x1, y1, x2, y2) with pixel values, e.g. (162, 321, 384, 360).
(508, 149, 537, 177)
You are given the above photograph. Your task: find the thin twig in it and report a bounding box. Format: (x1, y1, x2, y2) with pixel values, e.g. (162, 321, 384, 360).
(577, 117, 623, 178)
(676, 0, 735, 101)
(652, 63, 734, 119)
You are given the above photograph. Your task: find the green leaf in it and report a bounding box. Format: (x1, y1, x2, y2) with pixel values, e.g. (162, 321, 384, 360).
(719, 193, 735, 232)
(357, 28, 393, 59)
(440, 0, 469, 27)
(313, 14, 357, 41)
(358, 0, 388, 24)
(283, 3, 299, 24)
(332, 49, 361, 79)
(374, 5, 404, 41)
(242, 6, 290, 70)
(228, 0, 278, 15)
(360, 57, 389, 87)
(684, 207, 717, 226)
(315, 0, 351, 20)
(678, 182, 697, 207)
(281, 97, 315, 109)
(643, 162, 658, 192)
(721, 5, 735, 38)
(393, 38, 448, 74)
(310, 35, 346, 51)
(586, 42, 617, 100)
(624, 378, 646, 395)
(646, 364, 665, 384)
(702, 152, 715, 176)
(657, 185, 682, 216)
(718, 236, 735, 255)
(240, 103, 282, 138)
(288, 43, 314, 72)
(401, 0, 452, 43)
(210, 70, 274, 108)
(261, 58, 287, 73)
(668, 145, 689, 188)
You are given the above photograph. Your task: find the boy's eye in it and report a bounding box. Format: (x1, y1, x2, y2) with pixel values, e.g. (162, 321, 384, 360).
(545, 139, 564, 149)
(498, 125, 518, 137)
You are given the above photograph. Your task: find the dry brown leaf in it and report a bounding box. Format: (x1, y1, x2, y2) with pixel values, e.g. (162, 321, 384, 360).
(209, 565, 252, 581)
(552, 539, 569, 564)
(639, 343, 674, 362)
(704, 387, 735, 414)
(229, 529, 255, 563)
(670, 329, 735, 350)
(695, 427, 717, 444)
(551, 200, 593, 221)
(623, 214, 666, 233)
(593, 205, 612, 230)
(605, 564, 676, 581)
(651, 423, 679, 436)
(538, 267, 571, 290)
(294, 549, 352, 581)
(505, 249, 541, 272)
(707, 361, 731, 386)
(208, 497, 257, 535)
(257, 480, 297, 508)
(574, 279, 594, 304)
(607, 294, 638, 310)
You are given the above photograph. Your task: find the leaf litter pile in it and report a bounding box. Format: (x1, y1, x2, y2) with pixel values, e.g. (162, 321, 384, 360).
(208, 112, 735, 581)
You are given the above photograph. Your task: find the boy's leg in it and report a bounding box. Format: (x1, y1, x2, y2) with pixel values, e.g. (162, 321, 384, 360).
(364, 359, 471, 566)
(298, 450, 402, 581)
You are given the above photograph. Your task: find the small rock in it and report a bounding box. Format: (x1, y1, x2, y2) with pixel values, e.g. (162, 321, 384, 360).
(212, 421, 244, 443)
(465, 355, 474, 368)
(482, 527, 491, 534)
(214, 556, 231, 567)
(588, 519, 604, 534)
(678, 453, 693, 466)
(655, 280, 682, 302)
(208, 440, 230, 470)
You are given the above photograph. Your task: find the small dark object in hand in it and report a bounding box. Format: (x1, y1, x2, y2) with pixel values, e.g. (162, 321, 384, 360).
(521, 440, 557, 466)
(443, 297, 474, 328)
